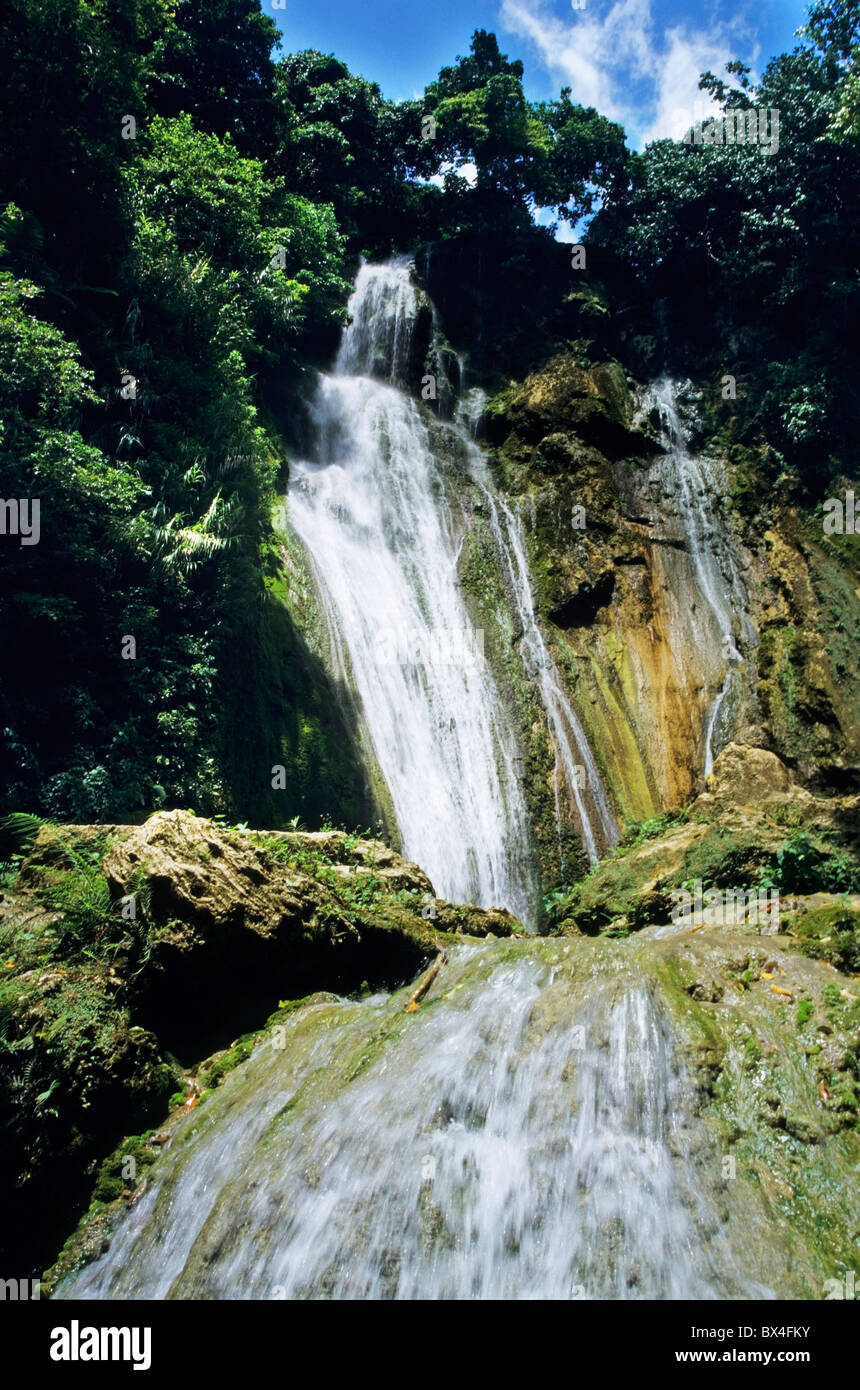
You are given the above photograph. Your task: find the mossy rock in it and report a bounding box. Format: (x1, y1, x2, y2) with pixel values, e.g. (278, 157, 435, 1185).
(790, 904, 860, 974)
(2, 811, 522, 1278)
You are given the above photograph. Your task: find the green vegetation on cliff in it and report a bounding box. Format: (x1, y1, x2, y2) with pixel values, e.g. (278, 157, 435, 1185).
(3, 1, 857, 828)
(0, 5, 631, 826)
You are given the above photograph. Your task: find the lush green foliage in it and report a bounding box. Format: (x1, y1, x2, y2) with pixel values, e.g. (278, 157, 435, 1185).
(148, 0, 282, 154)
(425, 31, 627, 223)
(0, 4, 631, 821)
(589, 0, 860, 493)
(0, 1, 361, 824)
(617, 808, 690, 850)
(758, 830, 860, 894)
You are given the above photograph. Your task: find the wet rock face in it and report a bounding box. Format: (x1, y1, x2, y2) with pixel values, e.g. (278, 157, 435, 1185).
(642, 926, 860, 1289)
(757, 519, 860, 788)
(485, 360, 859, 824)
(548, 571, 616, 629)
(485, 369, 754, 821)
(494, 355, 656, 459)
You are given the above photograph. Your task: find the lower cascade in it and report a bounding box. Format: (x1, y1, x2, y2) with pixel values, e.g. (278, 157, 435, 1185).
(61, 941, 777, 1300)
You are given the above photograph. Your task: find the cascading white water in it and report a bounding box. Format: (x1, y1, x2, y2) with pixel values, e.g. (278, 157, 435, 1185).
(333, 257, 419, 382)
(52, 335, 801, 1304)
(288, 263, 538, 923)
(643, 381, 752, 775)
(289, 260, 613, 924)
(59, 943, 771, 1301)
(457, 389, 617, 863)
(289, 261, 616, 919)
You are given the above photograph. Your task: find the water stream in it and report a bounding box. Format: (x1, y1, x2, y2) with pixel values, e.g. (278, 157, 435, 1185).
(457, 389, 617, 863)
(53, 271, 804, 1304)
(640, 380, 752, 776)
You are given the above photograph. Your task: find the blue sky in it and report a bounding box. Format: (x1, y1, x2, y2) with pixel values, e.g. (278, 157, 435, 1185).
(268, 0, 811, 148)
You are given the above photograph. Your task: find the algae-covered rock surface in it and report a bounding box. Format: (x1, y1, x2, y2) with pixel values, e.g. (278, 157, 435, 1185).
(483, 362, 860, 836)
(9, 772, 858, 1301)
(543, 743, 860, 937)
(46, 930, 859, 1300)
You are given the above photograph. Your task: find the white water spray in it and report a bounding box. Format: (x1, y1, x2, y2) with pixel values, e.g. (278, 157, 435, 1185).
(59, 944, 770, 1301)
(287, 262, 538, 922)
(644, 380, 750, 775)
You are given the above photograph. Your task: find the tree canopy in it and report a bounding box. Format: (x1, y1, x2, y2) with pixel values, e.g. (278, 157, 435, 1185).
(589, 0, 860, 488)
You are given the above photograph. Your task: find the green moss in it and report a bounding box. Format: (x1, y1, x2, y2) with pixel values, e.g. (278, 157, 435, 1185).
(199, 1035, 256, 1089)
(265, 993, 324, 1030)
(792, 904, 860, 974)
(796, 999, 814, 1028)
(617, 807, 690, 849)
(756, 623, 811, 765)
(727, 444, 767, 517)
(90, 1130, 158, 1204)
(542, 855, 670, 936)
(823, 983, 843, 1014)
(682, 828, 771, 888)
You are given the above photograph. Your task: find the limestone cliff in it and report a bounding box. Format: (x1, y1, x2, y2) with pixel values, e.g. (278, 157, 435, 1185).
(480, 358, 860, 839)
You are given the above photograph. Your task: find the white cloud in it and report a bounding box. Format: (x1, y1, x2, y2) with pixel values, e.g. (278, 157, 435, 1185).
(530, 198, 582, 239)
(499, 0, 760, 148)
(427, 160, 479, 188)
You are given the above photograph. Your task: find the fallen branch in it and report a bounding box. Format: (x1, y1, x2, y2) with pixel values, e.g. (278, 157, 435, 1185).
(405, 948, 448, 1012)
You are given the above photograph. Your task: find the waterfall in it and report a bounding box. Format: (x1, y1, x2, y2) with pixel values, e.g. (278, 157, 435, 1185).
(288, 262, 538, 923)
(58, 942, 771, 1301)
(641, 380, 752, 776)
(51, 319, 814, 1307)
(286, 260, 615, 921)
(457, 389, 617, 863)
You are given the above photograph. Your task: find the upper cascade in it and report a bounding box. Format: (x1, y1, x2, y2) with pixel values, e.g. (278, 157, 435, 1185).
(287, 259, 619, 926)
(636, 379, 755, 776)
(289, 260, 540, 925)
(334, 257, 422, 384)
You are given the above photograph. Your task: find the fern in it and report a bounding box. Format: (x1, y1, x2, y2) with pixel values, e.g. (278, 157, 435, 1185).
(43, 845, 117, 956)
(0, 812, 43, 859)
(150, 492, 240, 577)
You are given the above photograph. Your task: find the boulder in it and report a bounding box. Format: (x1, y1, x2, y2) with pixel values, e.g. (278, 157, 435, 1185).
(103, 810, 433, 943)
(0, 810, 519, 1278)
(94, 810, 514, 1056)
(698, 743, 803, 811)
